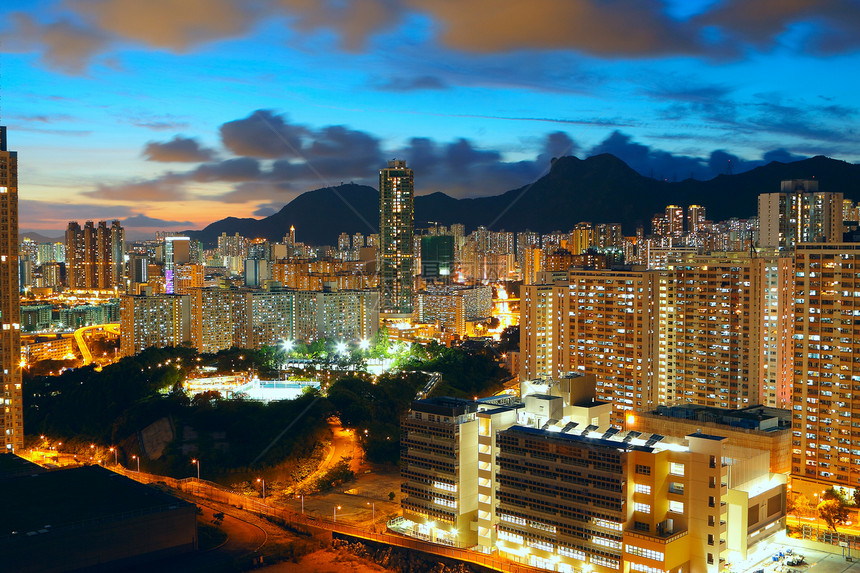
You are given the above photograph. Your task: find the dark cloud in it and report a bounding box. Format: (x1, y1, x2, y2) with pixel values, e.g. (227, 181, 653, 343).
(122, 214, 194, 227)
(143, 136, 215, 162)
(697, 0, 860, 54)
(280, 0, 405, 51)
(191, 157, 261, 181)
(20, 200, 131, 229)
(373, 75, 448, 92)
(748, 97, 857, 143)
(253, 203, 282, 217)
(220, 110, 308, 159)
(762, 148, 808, 164)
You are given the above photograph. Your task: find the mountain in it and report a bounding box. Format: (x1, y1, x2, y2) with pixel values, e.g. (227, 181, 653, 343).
(185, 154, 860, 246)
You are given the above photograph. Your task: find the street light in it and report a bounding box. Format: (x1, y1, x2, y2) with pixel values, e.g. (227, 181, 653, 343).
(336, 341, 348, 355)
(298, 494, 304, 515)
(132, 455, 140, 472)
(359, 339, 370, 351)
(257, 478, 265, 499)
(282, 339, 294, 353)
(109, 447, 117, 465)
(334, 505, 341, 522)
(367, 501, 375, 524)
(192, 458, 200, 480)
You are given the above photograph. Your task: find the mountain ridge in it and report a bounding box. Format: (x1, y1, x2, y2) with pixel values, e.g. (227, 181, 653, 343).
(184, 153, 860, 246)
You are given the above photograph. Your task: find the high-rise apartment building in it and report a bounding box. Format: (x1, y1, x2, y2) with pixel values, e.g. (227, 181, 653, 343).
(119, 293, 191, 356)
(0, 127, 23, 452)
(65, 220, 124, 290)
(758, 180, 843, 249)
(379, 160, 414, 315)
(163, 236, 190, 294)
(666, 205, 684, 237)
(688, 205, 706, 233)
(792, 244, 860, 491)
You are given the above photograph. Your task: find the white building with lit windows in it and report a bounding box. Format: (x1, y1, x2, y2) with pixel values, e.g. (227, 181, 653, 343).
(395, 373, 787, 573)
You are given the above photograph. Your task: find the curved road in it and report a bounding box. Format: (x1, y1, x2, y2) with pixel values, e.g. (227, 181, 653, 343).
(124, 498, 268, 573)
(285, 419, 359, 495)
(73, 323, 120, 365)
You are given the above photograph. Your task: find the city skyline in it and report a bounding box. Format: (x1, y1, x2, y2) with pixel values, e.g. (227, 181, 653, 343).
(2, 1, 860, 237)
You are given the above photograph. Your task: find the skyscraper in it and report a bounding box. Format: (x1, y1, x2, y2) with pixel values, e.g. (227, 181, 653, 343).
(379, 160, 414, 315)
(0, 127, 23, 452)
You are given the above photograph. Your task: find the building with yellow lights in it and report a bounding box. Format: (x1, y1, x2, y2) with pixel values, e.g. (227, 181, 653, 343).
(395, 374, 786, 573)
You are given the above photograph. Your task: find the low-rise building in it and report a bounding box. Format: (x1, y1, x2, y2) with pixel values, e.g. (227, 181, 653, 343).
(396, 373, 787, 573)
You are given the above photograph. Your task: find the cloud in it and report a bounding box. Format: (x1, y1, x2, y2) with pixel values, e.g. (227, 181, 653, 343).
(121, 214, 194, 227)
(411, 0, 700, 56)
(19, 200, 131, 229)
(372, 75, 448, 92)
(220, 110, 308, 159)
(143, 136, 215, 162)
(70, 0, 260, 51)
(697, 0, 860, 54)
(84, 176, 188, 202)
(191, 157, 262, 181)
(5, 12, 110, 74)
(280, 0, 405, 51)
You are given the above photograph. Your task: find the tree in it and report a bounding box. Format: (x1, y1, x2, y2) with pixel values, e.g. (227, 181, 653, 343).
(818, 498, 849, 531)
(854, 488, 860, 507)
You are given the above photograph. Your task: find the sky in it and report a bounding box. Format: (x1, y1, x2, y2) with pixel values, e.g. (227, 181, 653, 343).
(2, 0, 860, 238)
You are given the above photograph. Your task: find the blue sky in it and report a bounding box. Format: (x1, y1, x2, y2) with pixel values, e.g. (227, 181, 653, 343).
(2, 0, 859, 236)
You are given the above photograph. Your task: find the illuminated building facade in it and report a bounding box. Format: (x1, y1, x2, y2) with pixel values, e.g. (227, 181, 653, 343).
(120, 293, 191, 356)
(65, 219, 124, 290)
(0, 126, 23, 452)
(398, 375, 786, 573)
(414, 284, 492, 337)
(379, 160, 414, 315)
(758, 180, 843, 250)
(792, 244, 860, 491)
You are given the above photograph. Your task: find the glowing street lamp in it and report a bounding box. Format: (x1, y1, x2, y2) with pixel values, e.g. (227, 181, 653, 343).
(192, 458, 200, 480)
(257, 477, 266, 499)
(132, 455, 140, 472)
(282, 339, 294, 353)
(367, 501, 375, 523)
(336, 341, 348, 355)
(334, 505, 341, 522)
(109, 447, 117, 465)
(359, 339, 370, 351)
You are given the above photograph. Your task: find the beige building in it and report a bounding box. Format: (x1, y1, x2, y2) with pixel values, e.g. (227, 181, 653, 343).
(0, 126, 23, 452)
(396, 374, 786, 573)
(792, 244, 860, 492)
(120, 293, 191, 356)
(758, 180, 843, 250)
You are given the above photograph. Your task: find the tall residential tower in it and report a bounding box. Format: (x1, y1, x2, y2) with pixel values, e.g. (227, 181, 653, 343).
(0, 127, 23, 452)
(379, 160, 414, 315)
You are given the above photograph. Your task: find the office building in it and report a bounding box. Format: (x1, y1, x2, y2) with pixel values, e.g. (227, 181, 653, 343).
(420, 235, 455, 279)
(163, 236, 190, 294)
(688, 205, 706, 233)
(0, 126, 23, 452)
(379, 160, 414, 315)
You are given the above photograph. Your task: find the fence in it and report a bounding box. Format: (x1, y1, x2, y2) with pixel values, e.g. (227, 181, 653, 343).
(800, 524, 860, 549)
(113, 465, 547, 573)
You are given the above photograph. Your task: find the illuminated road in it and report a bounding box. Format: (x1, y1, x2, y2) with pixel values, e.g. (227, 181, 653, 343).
(73, 323, 120, 365)
(284, 419, 359, 496)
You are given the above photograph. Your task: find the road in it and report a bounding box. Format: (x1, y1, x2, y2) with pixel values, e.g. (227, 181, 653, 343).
(73, 322, 120, 365)
(284, 419, 359, 495)
(122, 498, 269, 573)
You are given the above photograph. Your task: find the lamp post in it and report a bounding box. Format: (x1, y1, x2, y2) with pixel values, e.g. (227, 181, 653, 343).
(367, 501, 375, 524)
(299, 494, 304, 515)
(132, 455, 140, 472)
(109, 447, 117, 465)
(192, 458, 200, 480)
(334, 505, 341, 522)
(257, 478, 265, 499)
